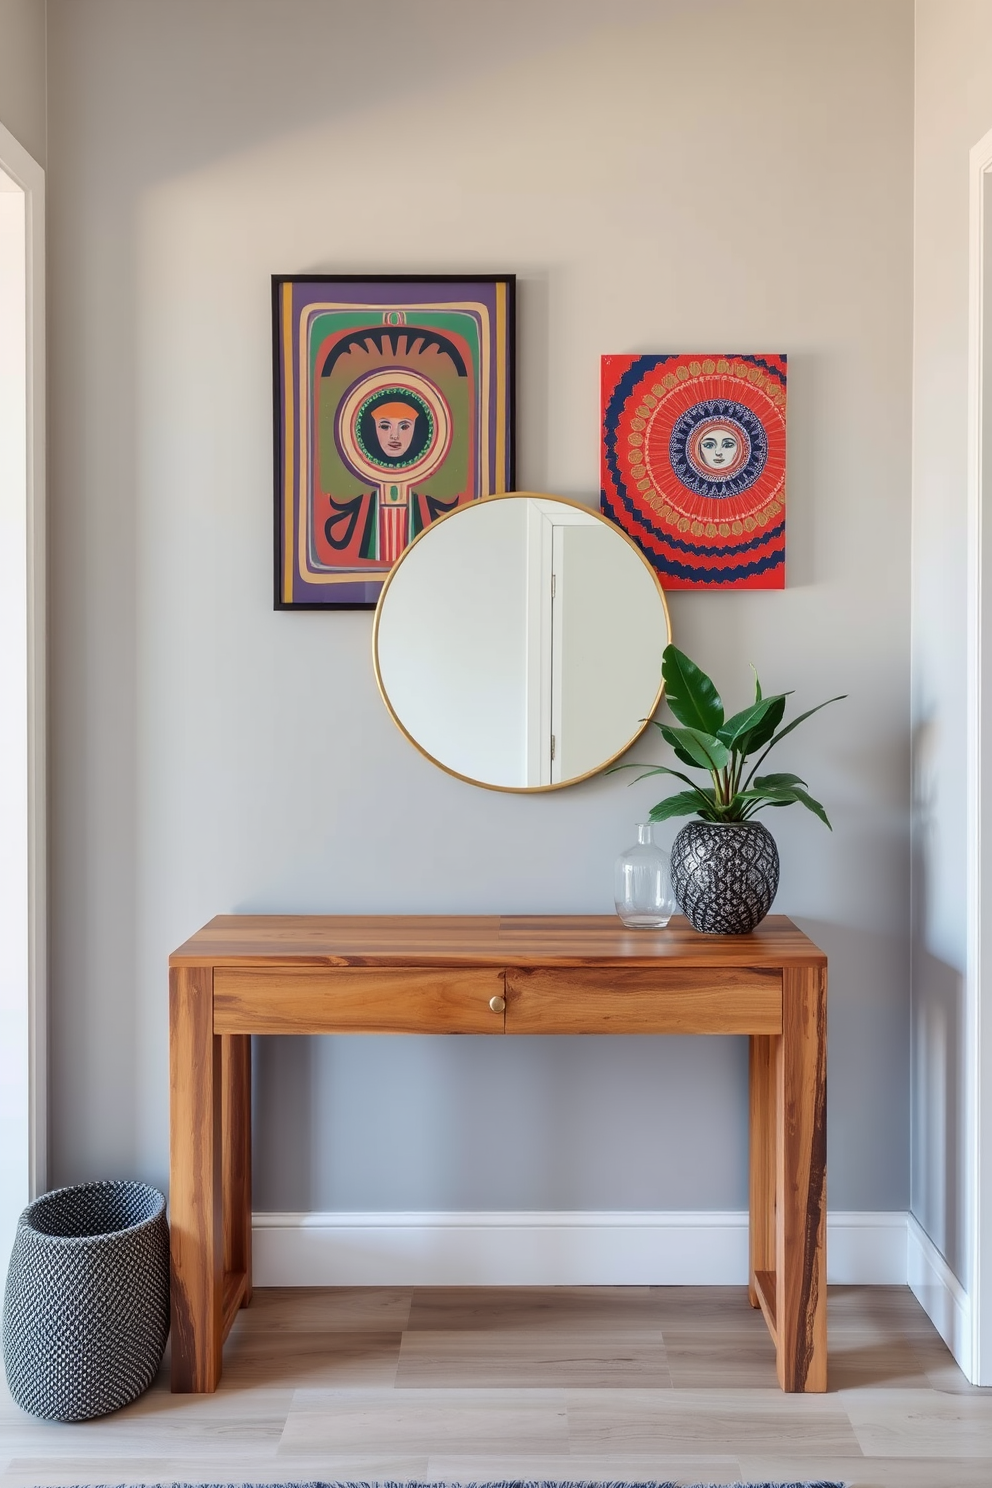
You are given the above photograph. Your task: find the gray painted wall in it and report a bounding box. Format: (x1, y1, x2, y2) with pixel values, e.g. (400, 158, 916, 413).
(911, 1, 992, 1285)
(46, 0, 913, 1214)
(0, 0, 46, 164)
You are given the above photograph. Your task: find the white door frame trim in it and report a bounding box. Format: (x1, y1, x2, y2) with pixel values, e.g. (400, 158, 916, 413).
(0, 119, 46, 1214)
(966, 123, 992, 1385)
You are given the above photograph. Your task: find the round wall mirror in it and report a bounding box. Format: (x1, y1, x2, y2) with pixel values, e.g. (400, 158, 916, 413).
(372, 492, 672, 791)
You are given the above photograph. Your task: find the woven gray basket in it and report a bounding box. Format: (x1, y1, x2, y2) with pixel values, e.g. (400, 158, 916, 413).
(2, 1180, 170, 1420)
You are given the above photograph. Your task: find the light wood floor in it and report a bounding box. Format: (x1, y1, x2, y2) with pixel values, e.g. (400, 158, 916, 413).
(2, 1285, 991, 1487)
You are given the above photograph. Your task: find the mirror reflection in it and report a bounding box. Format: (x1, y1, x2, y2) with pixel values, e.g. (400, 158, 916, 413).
(373, 493, 671, 790)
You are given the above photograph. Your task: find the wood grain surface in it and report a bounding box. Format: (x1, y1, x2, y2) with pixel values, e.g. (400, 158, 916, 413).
(169, 965, 222, 1393)
(753, 1269, 778, 1349)
(749, 1034, 776, 1308)
(213, 967, 506, 1035)
(505, 965, 782, 1035)
(171, 913, 826, 969)
(168, 912, 827, 1397)
(776, 963, 828, 1391)
(2, 1284, 979, 1488)
(221, 1034, 252, 1308)
(221, 1269, 248, 1342)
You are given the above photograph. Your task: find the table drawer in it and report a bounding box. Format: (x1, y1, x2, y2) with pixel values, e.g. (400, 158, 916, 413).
(213, 967, 506, 1034)
(504, 966, 782, 1034)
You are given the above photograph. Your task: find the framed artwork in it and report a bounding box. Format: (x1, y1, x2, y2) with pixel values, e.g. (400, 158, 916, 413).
(601, 354, 787, 590)
(273, 274, 516, 609)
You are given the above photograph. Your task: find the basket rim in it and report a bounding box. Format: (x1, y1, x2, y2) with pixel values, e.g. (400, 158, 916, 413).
(19, 1180, 167, 1244)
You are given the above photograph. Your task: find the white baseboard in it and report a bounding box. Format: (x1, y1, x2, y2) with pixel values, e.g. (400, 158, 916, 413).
(907, 1212, 972, 1373)
(828, 1210, 908, 1284)
(251, 1209, 910, 1288)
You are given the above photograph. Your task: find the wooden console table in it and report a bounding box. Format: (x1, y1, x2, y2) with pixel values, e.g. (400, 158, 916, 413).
(168, 914, 826, 1393)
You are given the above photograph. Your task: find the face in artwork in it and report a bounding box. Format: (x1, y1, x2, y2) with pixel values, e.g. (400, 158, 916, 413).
(373, 402, 417, 459)
(698, 425, 740, 471)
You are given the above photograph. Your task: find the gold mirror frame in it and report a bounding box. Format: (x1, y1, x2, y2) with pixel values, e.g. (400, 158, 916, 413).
(371, 491, 672, 793)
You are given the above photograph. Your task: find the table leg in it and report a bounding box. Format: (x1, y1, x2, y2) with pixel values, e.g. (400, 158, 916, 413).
(775, 963, 827, 1392)
(169, 965, 223, 1392)
(749, 1033, 775, 1308)
(222, 1033, 253, 1307)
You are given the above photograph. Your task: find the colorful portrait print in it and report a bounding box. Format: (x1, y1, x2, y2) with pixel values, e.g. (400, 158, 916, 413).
(274, 276, 515, 608)
(601, 354, 787, 589)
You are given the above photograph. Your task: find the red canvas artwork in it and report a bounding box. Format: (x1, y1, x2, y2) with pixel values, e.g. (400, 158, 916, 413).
(601, 354, 787, 589)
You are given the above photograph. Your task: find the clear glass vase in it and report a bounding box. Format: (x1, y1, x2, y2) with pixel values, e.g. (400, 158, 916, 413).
(614, 823, 675, 928)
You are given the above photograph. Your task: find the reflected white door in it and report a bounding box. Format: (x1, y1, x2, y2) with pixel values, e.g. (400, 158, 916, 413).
(523, 500, 604, 787)
(551, 524, 663, 784)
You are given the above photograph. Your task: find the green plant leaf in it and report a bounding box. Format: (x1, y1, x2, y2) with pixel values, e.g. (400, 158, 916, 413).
(652, 722, 713, 771)
(789, 786, 832, 828)
(628, 762, 716, 795)
(608, 650, 842, 835)
(648, 790, 715, 822)
(650, 713, 739, 767)
(608, 762, 715, 813)
(659, 724, 730, 773)
(606, 760, 669, 775)
(742, 694, 846, 787)
(662, 645, 724, 734)
(733, 695, 788, 757)
(717, 694, 789, 750)
(760, 695, 846, 755)
(738, 783, 832, 829)
(660, 734, 710, 770)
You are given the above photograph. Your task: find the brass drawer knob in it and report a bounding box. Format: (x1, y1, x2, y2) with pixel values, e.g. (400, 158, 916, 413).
(489, 995, 506, 1013)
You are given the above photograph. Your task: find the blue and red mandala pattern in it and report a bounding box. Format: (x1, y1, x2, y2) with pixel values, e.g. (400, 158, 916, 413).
(601, 354, 787, 589)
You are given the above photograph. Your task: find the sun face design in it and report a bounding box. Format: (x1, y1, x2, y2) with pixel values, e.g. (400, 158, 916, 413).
(601, 352, 788, 590)
(691, 420, 748, 476)
(667, 400, 768, 498)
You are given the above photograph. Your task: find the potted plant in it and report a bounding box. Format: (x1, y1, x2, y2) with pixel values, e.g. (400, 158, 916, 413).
(618, 645, 844, 934)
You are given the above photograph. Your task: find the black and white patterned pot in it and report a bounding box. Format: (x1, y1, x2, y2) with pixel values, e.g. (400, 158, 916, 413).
(670, 819, 780, 934)
(2, 1180, 170, 1421)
